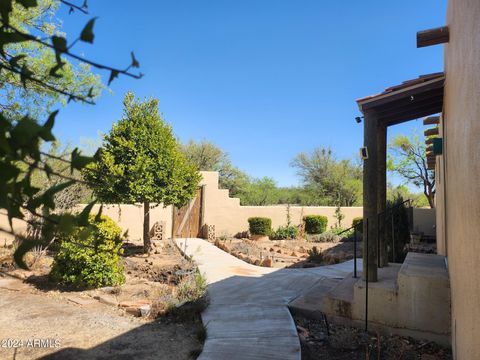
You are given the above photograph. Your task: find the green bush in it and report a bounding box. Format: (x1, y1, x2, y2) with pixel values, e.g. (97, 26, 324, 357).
(270, 226, 298, 240)
(50, 215, 125, 288)
(248, 217, 272, 236)
(352, 217, 363, 234)
(303, 215, 327, 234)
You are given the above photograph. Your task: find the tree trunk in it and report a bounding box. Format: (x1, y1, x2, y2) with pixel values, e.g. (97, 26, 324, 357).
(143, 201, 151, 253)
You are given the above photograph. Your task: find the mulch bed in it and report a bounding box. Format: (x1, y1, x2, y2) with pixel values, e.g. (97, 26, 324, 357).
(294, 314, 452, 360)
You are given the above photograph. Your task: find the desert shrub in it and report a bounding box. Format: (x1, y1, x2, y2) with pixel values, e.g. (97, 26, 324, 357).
(307, 246, 324, 263)
(308, 231, 340, 243)
(248, 217, 272, 236)
(303, 215, 327, 234)
(384, 196, 410, 263)
(50, 215, 125, 288)
(352, 217, 363, 233)
(176, 270, 207, 304)
(270, 225, 298, 240)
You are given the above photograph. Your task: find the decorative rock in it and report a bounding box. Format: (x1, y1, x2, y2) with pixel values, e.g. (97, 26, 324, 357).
(260, 258, 273, 267)
(93, 295, 118, 307)
(139, 304, 151, 317)
(277, 249, 282, 254)
(254, 259, 261, 266)
(125, 307, 141, 317)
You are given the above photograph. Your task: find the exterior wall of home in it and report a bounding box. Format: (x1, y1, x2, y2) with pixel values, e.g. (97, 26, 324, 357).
(435, 115, 447, 256)
(200, 171, 363, 236)
(443, 0, 480, 357)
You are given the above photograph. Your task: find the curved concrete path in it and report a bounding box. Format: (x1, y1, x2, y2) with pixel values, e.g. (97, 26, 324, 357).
(175, 238, 357, 360)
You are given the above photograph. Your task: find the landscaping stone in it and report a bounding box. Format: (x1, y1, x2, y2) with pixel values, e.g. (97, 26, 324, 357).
(260, 258, 273, 267)
(93, 294, 118, 307)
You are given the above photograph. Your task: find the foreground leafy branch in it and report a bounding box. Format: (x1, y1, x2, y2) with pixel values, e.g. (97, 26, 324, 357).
(0, 0, 142, 267)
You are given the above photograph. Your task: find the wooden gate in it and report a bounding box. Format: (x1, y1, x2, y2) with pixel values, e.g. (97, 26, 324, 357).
(172, 188, 203, 238)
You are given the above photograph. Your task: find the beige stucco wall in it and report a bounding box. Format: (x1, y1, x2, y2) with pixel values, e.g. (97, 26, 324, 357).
(86, 204, 173, 243)
(411, 208, 436, 237)
(443, 0, 480, 357)
(0, 205, 173, 245)
(200, 171, 363, 236)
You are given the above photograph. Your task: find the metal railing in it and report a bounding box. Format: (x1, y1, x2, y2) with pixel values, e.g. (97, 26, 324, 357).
(336, 199, 411, 332)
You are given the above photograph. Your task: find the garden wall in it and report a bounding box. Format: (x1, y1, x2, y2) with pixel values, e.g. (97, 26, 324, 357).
(200, 172, 363, 236)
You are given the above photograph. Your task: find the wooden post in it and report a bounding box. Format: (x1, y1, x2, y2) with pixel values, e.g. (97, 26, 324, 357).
(363, 112, 378, 282)
(377, 123, 388, 267)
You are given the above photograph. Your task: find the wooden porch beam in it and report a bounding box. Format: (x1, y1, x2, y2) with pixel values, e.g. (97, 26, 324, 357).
(417, 26, 449, 48)
(425, 127, 440, 137)
(423, 116, 440, 125)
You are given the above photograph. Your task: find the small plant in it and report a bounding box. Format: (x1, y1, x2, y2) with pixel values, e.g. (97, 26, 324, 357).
(248, 217, 272, 236)
(334, 206, 345, 228)
(308, 231, 340, 243)
(352, 217, 363, 231)
(50, 215, 125, 288)
(176, 270, 207, 304)
(307, 246, 324, 263)
(303, 215, 328, 234)
(270, 226, 298, 240)
(352, 217, 363, 239)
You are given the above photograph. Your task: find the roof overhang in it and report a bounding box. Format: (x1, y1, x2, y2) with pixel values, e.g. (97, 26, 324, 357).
(356, 73, 444, 126)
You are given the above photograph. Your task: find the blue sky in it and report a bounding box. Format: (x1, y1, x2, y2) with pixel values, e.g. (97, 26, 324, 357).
(55, 0, 447, 187)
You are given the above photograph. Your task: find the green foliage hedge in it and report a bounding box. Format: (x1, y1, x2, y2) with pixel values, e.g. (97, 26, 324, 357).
(270, 226, 298, 240)
(50, 215, 125, 288)
(248, 217, 272, 236)
(352, 217, 363, 234)
(303, 215, 327, 234)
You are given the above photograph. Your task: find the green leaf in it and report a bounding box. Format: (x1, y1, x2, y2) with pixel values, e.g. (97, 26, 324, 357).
(10, 116, 42, 147)
(108, 70, 119, 85)
(57, 213, 76, 234)
(94, 204, 103, 222)
(15, 0, 37, 8)
(20, 63, 33, 88)
(0, 0, 13, 26)
(49, 62, 64, 78)
(130, 51, 139, 68)
(13, 239, 37, 270)
(44, 163, 53, 179)
(52, 36, 67, 52)
(39, 110, 58, 142)
(71, 148, 93, 172)
(8, 54, 26, 68)
(80, 17, 97, 43)
(78, 201, 96, 226)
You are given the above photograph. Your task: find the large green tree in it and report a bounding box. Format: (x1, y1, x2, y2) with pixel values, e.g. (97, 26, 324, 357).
(181, 139, 249, 196)
(388, 132, 435, 208)
(291, 147, 362, 206)
(85, 92, 201, 252)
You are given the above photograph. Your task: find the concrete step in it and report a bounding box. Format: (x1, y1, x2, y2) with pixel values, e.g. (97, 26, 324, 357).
(321, 273, 359, 318)
(288, 277, 341, 319)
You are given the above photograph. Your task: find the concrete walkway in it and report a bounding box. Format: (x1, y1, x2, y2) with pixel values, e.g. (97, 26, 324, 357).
(175, 238, 359, 360)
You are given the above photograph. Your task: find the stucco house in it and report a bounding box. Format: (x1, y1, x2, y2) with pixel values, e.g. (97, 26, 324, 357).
(348, 0, 479, 358)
